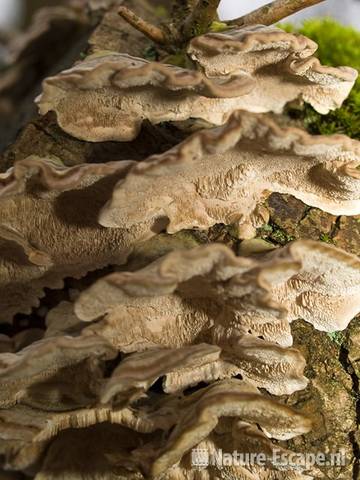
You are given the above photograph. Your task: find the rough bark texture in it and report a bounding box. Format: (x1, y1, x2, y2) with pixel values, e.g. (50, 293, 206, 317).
(263, 194, 360, 479)
(0, 1, 359, 479)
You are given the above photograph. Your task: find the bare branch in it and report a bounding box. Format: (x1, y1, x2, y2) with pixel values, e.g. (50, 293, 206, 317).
(183, 0, 221, 41)
(228, 0, 325, 27)
(118, 6, 168, 45)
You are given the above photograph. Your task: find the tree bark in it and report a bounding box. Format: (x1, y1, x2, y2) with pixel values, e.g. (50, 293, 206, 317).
(182, 0, 221, 39)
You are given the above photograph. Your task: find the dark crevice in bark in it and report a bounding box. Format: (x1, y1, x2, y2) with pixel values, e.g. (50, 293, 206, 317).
(299, 205, 313, 222)
(1, 113, 188, 172)
(329, 215, 342, 240)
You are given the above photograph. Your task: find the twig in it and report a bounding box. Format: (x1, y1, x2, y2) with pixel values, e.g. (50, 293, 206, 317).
(183, 0, 221, 40)
(118, 6, 167, 45)
(228, 0, 326, 27)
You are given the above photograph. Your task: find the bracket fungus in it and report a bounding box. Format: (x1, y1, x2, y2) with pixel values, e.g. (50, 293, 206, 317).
(1, 1, 360, 479)
(99, 111, 360, 238)
(76, 240, 360, 346)
(0, 379, 312, 478)
(8, 7, 87, 65)
(36, 24, 357, 142)
(187, 24, 357, 115)
(36, 52, 254, 142)
(3, 239, 352, 478)
(100, 338, 308, 400)
(0, 334, 117, 409)
(0, 155, 156, 322)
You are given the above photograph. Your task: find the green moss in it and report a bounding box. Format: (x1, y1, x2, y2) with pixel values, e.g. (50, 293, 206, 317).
(280, 19, 360, 139)
(163, 51, 190, 68)
(209, 21, 230, 33)
(319, 232, 334, 244)
(143, 46, 159, 61)
(271, 228, 295, 245)
(259, 223, 273, 234)
(257, 222, 295, 245)
(327, 331, 346, 347)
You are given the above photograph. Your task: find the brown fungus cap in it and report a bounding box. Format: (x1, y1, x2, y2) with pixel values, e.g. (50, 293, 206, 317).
(99, 111, 360, 239)
(0, 379, 312, 476)
(36, 25, 357, 142)
(188, 25, 357, 115)
(76, 240, 360, 343)
(0, 334, 116, 409)
(8, 7, 87, 64)
(100, 338, 308, 401)
(135, 380, 312, 476)
(37, 52, 254, 142)
(0, 155, 155, 322)
(0, 6, 88, 146)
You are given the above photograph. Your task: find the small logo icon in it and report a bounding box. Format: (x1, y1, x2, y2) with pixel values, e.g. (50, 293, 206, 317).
(191, 448, 209, 469)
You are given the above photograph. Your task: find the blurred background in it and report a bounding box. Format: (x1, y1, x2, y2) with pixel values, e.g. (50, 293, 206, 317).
(0, 0, 58, 30)
(0, 0, 359, 32)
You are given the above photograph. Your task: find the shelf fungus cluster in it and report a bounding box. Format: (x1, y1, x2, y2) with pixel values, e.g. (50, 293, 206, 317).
(36, 25, 357, 142)
(0, 2, 360, 480)
(0, 156, 155, 321)
(1, 240, 360, 478)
